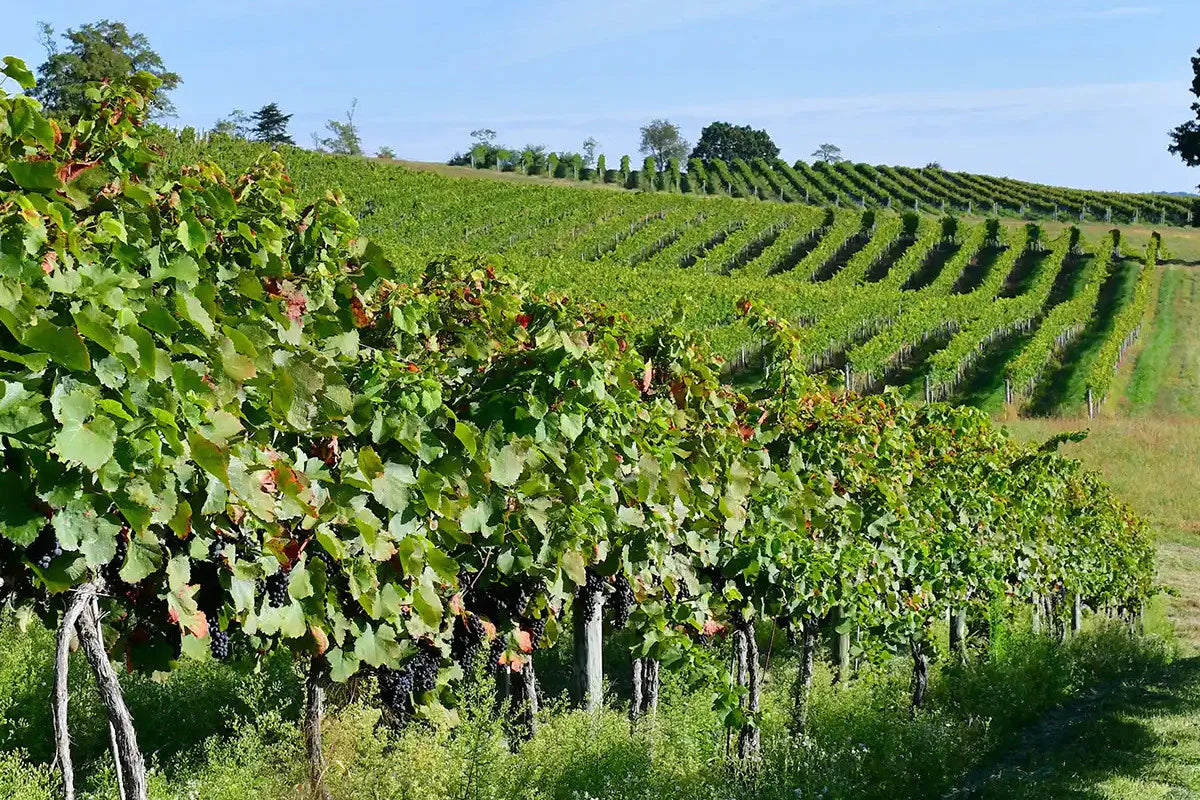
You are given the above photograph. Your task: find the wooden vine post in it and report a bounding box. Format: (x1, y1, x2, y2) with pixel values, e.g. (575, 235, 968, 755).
(305, 659, 332, 800)
(571, 584, 605, 712)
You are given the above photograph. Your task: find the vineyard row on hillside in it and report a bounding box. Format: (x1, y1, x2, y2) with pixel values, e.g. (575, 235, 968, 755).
(434, 144, 1196, 226)
(170, 136, 1163, 415)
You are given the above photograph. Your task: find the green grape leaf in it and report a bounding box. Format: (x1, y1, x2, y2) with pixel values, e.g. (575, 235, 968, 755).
(24, 321, 91, 372)
(7, 160, 63, 191)
(120, 532, 164, 583)
(414, 577, 443, 627)
(489, 443, 525, 486)
(2, 56, 36, 90)
(53, 418, 116, 471)
(188, 431, 230, 486)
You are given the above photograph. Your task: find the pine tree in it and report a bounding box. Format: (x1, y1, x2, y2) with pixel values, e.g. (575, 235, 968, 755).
(250, 102, 294, 145)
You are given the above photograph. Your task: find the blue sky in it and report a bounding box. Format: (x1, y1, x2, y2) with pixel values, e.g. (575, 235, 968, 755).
(4, 0, 1199, 192)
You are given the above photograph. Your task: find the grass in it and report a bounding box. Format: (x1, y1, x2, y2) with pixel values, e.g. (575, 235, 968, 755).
(974, 416, 1200, 798)
(0, 615, 1174, 800)
(1125, 266, 1200, 416)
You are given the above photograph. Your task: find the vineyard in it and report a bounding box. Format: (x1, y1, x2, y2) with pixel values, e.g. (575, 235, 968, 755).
(167, 133, 1170, 417)
(444, 147, 1198, 227)
(0, 58, 1182, 800)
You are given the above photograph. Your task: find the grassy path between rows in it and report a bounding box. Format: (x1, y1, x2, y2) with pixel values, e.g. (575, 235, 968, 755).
(978, 411, 1200, 797)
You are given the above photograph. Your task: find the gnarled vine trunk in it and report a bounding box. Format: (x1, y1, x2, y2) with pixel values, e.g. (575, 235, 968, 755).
(949, 606, 967, 657)
(53, 585, 96, 800)
(737, 621, 761, 759)
(789, 618, 818, 738)
(76, 601, 146, 800)
(910, 638, 929, 713)
(833, 606, 851, 685)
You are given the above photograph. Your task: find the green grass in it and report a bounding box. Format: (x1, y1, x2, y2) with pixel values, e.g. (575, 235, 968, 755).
(981, 416, 1200, 798)
(0, 615, 1174, 800)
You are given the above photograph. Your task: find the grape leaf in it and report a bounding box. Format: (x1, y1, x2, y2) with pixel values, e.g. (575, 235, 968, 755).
(120, 532, 164, 583)
(54, 418, 116, 471)
(24, 321, 91, 372)
(490, 443, 525, 486)
(7, 160, 63, 191)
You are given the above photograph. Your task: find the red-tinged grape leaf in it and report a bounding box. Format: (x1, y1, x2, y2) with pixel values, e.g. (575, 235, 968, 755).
(515, 629, 532, 653)
(310, 625, 329, 655)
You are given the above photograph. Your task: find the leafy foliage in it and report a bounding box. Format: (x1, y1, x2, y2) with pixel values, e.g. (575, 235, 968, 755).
(31, 19, 181, 117)
(249, 103, 294, 146)
(313, 98, 362, 156)
(639, 119, 689, 172)
(690, 121, 780, 164)
(0, 58, 1157, 740)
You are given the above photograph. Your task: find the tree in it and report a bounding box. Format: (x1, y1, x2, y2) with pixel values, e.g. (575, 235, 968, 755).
(313, 98, 363, 156)
(519, 144, 547, 175)
(1168, 47, 1200, 173)
(582, 137, 600, 167)
(249, 102, 294, 145)
(811, 143, 844, 163)
(689, 122, 779, 164)
(925, 161, 943, 170)
(213, 108, 251, 138)
(377, 145, 396, 159)
(639, 119, 689, 173)
(470, 128, 497, 147)
(32, 19, 181, 117)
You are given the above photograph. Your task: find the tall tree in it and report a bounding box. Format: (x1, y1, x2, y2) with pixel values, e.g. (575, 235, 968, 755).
(582, 137, 600, 167)
(312, 98, 363, 156)
(639, 119, 689, 173)
(1168, 47, 1200, 174)
(32, 19, 181, 117)
(250, 102, 294, 145)
(689, 122, 779, 163)
(213, 109, 251, 138)
(811, 143, 844, 164)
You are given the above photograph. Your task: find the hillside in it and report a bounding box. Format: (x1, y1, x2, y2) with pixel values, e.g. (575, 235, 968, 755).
(393, 155, 1199, 226)
(174, 135, 1188, 416)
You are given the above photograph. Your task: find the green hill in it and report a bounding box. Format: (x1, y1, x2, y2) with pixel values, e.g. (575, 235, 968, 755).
(173, 134, 1197, 418)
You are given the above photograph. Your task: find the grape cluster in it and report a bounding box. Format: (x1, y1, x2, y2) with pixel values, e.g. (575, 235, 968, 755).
(581, 569, 606, 620)
(308, 547, 335, 570)
(265, 571, 289, 607)
(488, 636, 506, 668)
(451, 614, 488, 671)
(207, 537, 226, 563)
(210, 629, 232, 660)
(27, 529, 62, 570)
(411, 647, 440, 693)
(378, 646, 441, 721)
(378, 666, 414, 716)
(610, 574, 634, 628)
(525, 616, 547, 648)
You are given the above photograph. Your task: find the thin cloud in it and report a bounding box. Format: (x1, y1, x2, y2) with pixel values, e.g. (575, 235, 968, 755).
(411, 81, 1177, 129)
